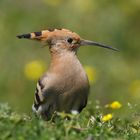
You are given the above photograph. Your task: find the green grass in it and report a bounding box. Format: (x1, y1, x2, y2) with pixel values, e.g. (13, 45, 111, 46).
(0, 103, 139, 140)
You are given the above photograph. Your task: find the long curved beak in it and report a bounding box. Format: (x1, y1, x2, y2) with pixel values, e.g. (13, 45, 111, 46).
(80, 39, 119, 51)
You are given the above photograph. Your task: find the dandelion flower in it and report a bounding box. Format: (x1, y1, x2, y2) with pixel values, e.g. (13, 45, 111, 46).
(84, 65, 96, 84)
(110, 101, 122, 109)
(24, 60, 46, 80)
(102, 114, 113, 122)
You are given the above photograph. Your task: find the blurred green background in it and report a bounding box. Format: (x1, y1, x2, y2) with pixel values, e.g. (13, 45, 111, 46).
(0, 0, 140, 116)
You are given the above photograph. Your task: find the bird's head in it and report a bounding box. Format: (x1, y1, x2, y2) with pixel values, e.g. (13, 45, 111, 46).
(17, 28, 118, 53)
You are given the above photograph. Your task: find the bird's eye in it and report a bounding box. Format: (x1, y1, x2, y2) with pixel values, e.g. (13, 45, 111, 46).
(67, 38, 73, 44)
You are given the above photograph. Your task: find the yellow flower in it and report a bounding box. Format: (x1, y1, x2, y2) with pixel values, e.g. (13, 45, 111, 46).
(110, 101, 122, 109)
(102, 114, 113, 122)
(129, 80, 140, 97)
(24, 60, 46, 80)
(84, 65, 96, 84)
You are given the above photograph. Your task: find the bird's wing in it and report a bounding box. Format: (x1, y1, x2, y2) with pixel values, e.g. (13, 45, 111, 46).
(33, 78, 46, 111)
(32, 75, 60, 120)
(32, 75, 58, 112)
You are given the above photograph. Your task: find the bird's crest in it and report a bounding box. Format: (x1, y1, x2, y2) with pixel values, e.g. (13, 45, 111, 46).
(17, 28, 78, 41)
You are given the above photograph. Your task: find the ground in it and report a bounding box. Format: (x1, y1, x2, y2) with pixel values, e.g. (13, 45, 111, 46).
(0, 103, 139, 140)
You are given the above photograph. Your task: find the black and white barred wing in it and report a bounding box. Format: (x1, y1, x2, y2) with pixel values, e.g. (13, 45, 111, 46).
(32, 79, 45, 114)
(32, 76, 58, 120)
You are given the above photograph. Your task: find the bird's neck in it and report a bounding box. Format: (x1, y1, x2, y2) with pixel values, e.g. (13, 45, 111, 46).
(48, 50, 89, 91)
(48, 51, 83, 75)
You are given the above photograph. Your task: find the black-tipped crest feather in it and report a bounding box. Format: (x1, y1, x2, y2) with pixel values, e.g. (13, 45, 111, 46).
(17, 33, 31, 39)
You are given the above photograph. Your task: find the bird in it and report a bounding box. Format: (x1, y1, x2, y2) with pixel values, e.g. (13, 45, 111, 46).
(17, 28, 118, 120)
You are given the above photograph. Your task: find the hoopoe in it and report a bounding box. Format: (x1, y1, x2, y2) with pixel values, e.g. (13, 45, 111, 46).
(17, 28, 118, 120)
